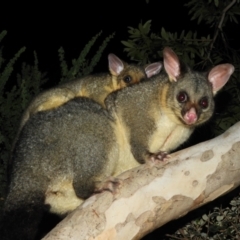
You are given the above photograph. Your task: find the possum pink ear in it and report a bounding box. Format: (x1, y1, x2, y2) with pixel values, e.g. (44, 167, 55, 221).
(208, 64, 234, 95)
(108, 53, 124, 76)
(163, 47, 181, 82)
(144, 62, 162, 78)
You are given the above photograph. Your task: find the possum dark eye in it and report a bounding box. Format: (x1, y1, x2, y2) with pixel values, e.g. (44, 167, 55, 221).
(177, 91, 188, 103)
(123, 75, 132, 83)
(199, 97, 208, 109)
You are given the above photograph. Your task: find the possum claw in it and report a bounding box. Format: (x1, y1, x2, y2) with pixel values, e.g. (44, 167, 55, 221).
(94, 177, 122, 195)
(148, 151, 171, 163)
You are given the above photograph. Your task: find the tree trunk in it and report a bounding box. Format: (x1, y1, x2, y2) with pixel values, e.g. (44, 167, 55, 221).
(43, 121, 240, 240)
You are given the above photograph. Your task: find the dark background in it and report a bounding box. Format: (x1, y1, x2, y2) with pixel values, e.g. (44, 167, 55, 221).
(0, 1, 199, 77)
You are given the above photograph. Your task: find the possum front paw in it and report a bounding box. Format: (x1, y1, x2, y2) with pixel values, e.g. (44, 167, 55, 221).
(94, 177, 122, 195)
(147, 151, 171, 164)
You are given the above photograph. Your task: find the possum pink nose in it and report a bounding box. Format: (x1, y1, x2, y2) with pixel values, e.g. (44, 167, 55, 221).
(183, 107, 197, 125)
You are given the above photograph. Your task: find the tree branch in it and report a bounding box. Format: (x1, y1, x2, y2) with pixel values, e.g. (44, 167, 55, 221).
(43, 121, 240, 240)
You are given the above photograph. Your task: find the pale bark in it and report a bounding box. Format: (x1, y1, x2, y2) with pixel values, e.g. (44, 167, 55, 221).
(43, 121, 240, 240)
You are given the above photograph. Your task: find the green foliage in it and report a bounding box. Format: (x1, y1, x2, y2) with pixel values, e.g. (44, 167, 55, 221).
(0, 41, 25, 149)
(58, 31, 115, 84)
(186, 0, 240, 26)
(0, 35, 48, 200)
(122, 20, 213, 66)
(122, 20, 162, 65)
(167, 194, 240, 239)
(17, 52, 48, 111)
(0, 35, 23, 196)
(1, 51, 48, 152)
(122, 1, 240, 138)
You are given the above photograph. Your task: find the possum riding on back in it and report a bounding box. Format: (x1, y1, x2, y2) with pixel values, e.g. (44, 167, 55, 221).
(11, 53, 162, 157)
(2, 47, 234, 240)
(18, 53, 162, 132)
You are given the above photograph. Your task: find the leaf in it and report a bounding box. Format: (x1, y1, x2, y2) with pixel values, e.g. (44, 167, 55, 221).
(216, 215, 224, 221)
(142, 20, 152, 34)
(121, 41, 134, 48)
(0, 30, 7, 44)
(214, 0, 219, 7)
(161, 27, 169, 41)
(185, 31, 193, 39)
(202, 214, 208, 221)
